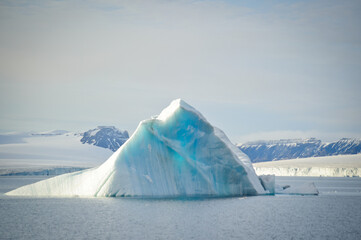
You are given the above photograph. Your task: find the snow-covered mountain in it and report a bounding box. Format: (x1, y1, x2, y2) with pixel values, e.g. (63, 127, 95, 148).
(0, 127, 128, 176)
(80, 126, 129, 152)
(238, 138, 361, 163)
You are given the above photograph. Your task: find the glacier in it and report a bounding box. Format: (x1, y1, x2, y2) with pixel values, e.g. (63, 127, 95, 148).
(253, 154, 361, 177)
(6, 99, 268, 197)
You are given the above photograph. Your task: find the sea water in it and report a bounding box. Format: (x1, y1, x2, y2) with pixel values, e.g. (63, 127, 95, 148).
(0, 176, 360, 240)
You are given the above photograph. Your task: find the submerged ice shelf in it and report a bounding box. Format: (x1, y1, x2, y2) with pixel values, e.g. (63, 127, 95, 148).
(7, 99, 269, 197)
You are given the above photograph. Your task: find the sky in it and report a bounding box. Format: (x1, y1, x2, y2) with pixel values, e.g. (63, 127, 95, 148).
(0, 0, 360, 143)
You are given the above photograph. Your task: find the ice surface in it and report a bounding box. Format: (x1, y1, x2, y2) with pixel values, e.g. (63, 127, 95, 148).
(0, 167, 88, 176)
(6, 99, 266, 197)
(253, 154, 361, 177)
(0, 133, 113, 175)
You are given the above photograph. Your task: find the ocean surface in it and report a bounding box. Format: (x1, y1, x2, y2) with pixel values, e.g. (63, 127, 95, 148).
(1, 176, 361, 240)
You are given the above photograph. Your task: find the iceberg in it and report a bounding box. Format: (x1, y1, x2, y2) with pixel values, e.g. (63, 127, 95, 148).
(6, 99, 267, 197)
(258, 175, 276, 195)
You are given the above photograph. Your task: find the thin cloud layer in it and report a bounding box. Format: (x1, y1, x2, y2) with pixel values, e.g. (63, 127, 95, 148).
(0, 0, 360, 141)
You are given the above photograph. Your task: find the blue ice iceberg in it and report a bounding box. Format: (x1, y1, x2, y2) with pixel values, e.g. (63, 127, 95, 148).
(6, 99, 267, 197)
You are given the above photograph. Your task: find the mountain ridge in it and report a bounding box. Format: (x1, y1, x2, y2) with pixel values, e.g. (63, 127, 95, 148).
(238, 138, 361, 163)
(80, 126, 129, 152)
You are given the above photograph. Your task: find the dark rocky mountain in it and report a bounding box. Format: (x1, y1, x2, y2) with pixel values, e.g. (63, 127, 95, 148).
(79, 126, 361, 163)
(80, 126, 129, 152)
(238, 138, 361, 163)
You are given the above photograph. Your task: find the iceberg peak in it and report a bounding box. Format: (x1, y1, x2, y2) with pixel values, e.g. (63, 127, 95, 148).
(157, 99, 206, 122)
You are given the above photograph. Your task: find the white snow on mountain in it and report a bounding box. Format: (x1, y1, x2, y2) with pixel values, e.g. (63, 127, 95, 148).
(80, 126, 129, 152)
(6, 99, 268, 197)
(253, 154, 361, 177)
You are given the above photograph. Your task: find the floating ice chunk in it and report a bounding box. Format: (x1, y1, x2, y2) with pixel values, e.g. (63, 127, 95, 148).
(6, 99, 266, 198)
(276, 182, 319, 195)
(258, 175, 275, 195)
